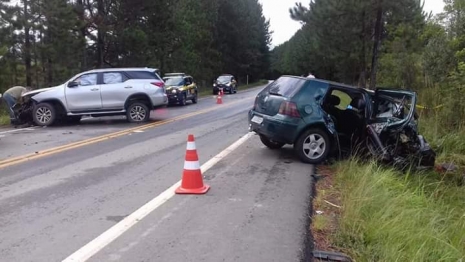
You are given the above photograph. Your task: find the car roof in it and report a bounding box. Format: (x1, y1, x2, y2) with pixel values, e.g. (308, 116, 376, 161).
(85, 67, 160, 74)
(280, 75, 372, 93)
(218, 74, 233, 77)
(164, 73, 192, 78)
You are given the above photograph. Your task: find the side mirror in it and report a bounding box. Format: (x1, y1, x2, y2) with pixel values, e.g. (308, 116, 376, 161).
(68, 81, 79, 88)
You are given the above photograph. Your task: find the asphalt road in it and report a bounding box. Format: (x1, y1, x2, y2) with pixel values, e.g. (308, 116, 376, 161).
(0, 85, 313, 262)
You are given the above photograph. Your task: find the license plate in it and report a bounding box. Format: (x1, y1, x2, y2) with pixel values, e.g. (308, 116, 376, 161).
(251, 115, 263, 124)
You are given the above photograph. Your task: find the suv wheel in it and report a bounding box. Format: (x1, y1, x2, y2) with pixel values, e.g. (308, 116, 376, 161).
(127, 102, 150, 123)
(192, 93, 198, 104)
(259, 135, 285, 149)
(180, 93, 187, 106)
(295, 128, 330, 164)
(234, 87, 237, 94)
(33, 103, 56, 126)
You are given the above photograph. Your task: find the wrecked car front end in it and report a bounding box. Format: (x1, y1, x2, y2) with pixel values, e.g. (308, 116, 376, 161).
(12, 88, 54, 125)
(366, 88, 436, 169)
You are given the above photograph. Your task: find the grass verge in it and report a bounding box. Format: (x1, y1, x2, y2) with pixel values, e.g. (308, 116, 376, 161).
(0, 109, 9, 126)
(317, 160, 465, 261)
(312, 85, 465, 261)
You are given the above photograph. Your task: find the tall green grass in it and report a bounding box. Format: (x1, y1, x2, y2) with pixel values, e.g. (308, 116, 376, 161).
(333, 160, 465, 261)
(329, 85, 465, 261)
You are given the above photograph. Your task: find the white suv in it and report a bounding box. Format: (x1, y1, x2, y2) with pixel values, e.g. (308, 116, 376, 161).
(21, 68, 168, 126)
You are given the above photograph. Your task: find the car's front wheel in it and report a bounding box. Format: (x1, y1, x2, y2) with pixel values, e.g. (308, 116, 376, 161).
(33, 103, 56, 126)
(126, 102, 150, 123)
(192, 93, 198, 104)
(294, 128, 330, 164)
(180, 93, 187, 106)
(259, 135, 285, 149)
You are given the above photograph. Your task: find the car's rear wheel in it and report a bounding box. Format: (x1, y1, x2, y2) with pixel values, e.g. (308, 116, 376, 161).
(126, 102, 150, 123)
(259, 135, 285, 149)
(33, 103, 56, 126)
(295, 128, 330, 164)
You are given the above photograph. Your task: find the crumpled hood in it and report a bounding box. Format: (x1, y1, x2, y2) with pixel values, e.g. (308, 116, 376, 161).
(22, 86, 58, 97)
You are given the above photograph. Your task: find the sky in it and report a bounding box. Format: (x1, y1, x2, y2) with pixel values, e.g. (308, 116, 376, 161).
(259, 0, 447, 47)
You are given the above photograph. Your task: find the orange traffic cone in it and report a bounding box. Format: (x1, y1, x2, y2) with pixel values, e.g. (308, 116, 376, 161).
(217, 92, 223, 104)
(175, 134, 210, 194)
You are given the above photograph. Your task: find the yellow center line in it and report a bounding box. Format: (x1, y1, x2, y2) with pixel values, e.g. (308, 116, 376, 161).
(0, 97, 254, 170)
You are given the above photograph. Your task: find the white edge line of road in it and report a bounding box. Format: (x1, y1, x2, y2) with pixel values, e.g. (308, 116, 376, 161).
(62, 131, 255, 262)
(0, 127, 35, 135)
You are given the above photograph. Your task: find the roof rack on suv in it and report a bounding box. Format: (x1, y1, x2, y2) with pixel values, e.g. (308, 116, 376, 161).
(164, 73, 186, 77)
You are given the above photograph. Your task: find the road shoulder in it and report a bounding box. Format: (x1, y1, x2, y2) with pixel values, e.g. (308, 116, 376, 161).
(88, 135, 313, 262)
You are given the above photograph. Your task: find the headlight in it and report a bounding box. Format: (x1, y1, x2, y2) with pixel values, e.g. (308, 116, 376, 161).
(213, 83, 216, 87)
(226, 83, 231, 86)
(171, 89, 177, 94)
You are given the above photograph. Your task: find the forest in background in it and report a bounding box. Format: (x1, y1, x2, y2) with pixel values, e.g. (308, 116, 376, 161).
(0, 0, 271, 92)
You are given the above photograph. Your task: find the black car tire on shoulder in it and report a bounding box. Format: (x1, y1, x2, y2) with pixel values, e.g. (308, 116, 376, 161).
(126, 101, 150, 123)
(33, 102, 57, 126)
(295, 128, 331, 164)
(259, 134, 285, 150)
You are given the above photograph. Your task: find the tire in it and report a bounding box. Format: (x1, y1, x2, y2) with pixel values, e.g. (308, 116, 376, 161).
(259, 135, 285, 150)
(234, 87, 237, 94)
(294, 128, 331, 164)
(33, 102, 57, 126)
(126, 102, 150, 123)
(180, 93, 187, 106)
(192, 93, 198, 104)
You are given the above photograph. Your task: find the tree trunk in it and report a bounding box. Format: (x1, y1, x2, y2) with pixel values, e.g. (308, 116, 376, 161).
(369, 0, 383, 90)
(358, 10, 367, 88)
(96, 0, 105, 68)
(76, 0, 87, 70)
(23, 0, 32, 87)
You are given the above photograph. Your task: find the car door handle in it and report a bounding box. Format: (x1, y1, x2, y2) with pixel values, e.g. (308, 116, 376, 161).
(90, 88, 99, 91)
(124, 86, 133, 89)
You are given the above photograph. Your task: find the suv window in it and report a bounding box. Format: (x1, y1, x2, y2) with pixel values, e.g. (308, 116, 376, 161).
(125, 71, 161, 80)
(103, 72, 126, 84)
(74, 73, 98, 86)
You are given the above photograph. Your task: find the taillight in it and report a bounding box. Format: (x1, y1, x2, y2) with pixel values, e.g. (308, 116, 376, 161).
(151, 82, 164, 88)
(253, 97, 259, 110)
(279, 101, 300, 117)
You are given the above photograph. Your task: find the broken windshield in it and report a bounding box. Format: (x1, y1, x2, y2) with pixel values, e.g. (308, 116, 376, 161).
(372, 89, 417, 127)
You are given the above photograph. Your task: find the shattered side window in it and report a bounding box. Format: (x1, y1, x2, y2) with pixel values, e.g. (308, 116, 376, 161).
(330, 90, 352, 110)
(103, 73, 124, 84)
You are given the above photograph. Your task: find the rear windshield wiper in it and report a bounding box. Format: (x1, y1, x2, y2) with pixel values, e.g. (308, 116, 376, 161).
(269, 90, 283, 96)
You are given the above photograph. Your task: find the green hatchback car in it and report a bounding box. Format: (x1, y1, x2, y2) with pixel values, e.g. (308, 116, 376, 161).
(248, 75, 435, 167)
